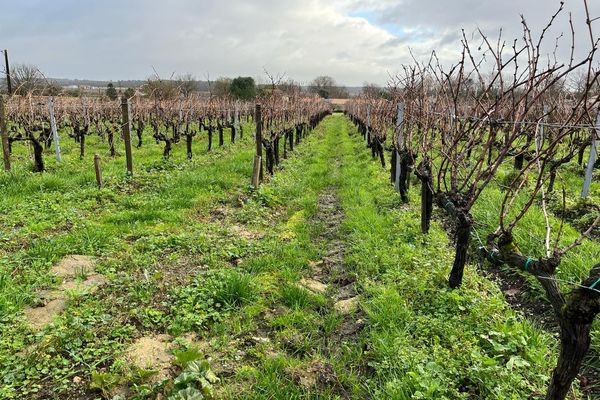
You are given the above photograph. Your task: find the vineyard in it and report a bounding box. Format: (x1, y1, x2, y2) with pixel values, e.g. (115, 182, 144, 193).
(1, 2, 600, 400)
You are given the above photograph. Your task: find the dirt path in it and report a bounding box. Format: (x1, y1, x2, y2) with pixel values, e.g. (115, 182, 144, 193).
(308, 188, 361, 328)
(290, 180, 363, 397)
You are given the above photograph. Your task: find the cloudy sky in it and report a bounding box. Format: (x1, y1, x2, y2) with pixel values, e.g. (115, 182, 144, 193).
(0, 0, 598, 86)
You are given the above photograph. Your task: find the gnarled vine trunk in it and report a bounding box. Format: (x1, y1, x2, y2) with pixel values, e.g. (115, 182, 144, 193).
(207, 127, 213, 151)
(417, 160, 433, 234)
(186, 134, 193, 160)
(30, 135, 45, 172)
(449, 212, 472, 288)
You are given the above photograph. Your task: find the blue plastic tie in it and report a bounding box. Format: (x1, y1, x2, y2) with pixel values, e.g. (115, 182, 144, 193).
(524, 258, 535, 272)
(589, 277, 600, 291)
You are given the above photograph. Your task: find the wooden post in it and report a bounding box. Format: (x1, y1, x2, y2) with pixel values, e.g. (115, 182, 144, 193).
(0, 95, 10, 171)
(446, 106, 456, 146)
(3, 50, 12, 96)
(94, 154, 103, 188)
(252, 155, 261, 188)
(394, 102, 405, 192)
(121, 97, 133, 175)
(255, 104, 263, 182)
(582, 111, 600, 198)
(48, 96, 62, 162)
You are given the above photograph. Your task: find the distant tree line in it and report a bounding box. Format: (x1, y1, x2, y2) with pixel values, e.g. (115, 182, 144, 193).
(1, 61, 398, 101)
(308, 76, 350, 99)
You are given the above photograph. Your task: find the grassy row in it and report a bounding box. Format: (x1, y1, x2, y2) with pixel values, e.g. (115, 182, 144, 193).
(0, 114, 585, 399)
(335, 117, 556, 399)
(0, 123, 250, 244)
(0, 117, 326, 398)
(0, 127, 260, 397)
(213, 115, 559, 399)
(0, 123, 255, 317)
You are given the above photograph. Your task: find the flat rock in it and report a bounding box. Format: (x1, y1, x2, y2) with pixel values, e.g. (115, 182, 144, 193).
(308, 260, 327, 278)
(50, 255, 96, 278)
(299, 278, 328, 294)
(334, 296, 359, 315)
(24, 297, 68, 329)
(124, 335, 173, 382)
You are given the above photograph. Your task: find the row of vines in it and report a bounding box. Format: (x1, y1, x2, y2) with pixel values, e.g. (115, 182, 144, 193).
(0, 88, 331, 178)
(347, 3, 599, 400)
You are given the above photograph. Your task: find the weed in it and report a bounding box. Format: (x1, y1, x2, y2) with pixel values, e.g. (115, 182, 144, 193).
(280, 284, 326, 310)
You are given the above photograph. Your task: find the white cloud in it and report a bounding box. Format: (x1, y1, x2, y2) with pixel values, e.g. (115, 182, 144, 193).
(0, 0, 597, 86)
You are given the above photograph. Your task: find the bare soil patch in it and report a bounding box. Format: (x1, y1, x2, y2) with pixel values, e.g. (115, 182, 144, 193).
(124, 334, 173, 382)
(50, 255, 96, 278)
(24, 255, 106, 330)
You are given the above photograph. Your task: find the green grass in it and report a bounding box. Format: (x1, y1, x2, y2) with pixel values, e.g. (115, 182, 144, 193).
(217, 115, 558, 399)
(0, 114, 592, 399)
(0, 123, 255, 316)
(213, 270, 258, 308)
(280, 284, 326, 310)
(332, 118, 555, 399)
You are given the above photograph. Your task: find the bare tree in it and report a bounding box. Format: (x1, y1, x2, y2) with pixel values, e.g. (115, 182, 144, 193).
(213, 77, 232, 98)
(143, 74, 178, 101)
(309, 76, 349, 99)
(12, 64, 43, 95)
(176, 73, 198, 97)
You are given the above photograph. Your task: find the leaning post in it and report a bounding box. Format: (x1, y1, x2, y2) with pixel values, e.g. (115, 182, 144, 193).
(4, 50, 12, 96)
(257, 104, 263, 180)
(234, 101, 240, 141)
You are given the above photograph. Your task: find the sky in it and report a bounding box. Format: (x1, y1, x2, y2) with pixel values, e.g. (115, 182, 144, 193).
(0, 0, 598, 86)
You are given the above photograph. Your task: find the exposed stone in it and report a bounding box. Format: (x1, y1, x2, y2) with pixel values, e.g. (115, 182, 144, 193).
(299, 278, 328, 294)
(22, 256, 106, 330)
(250, 336, 271, 345)
(334, 296, 359, 315)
